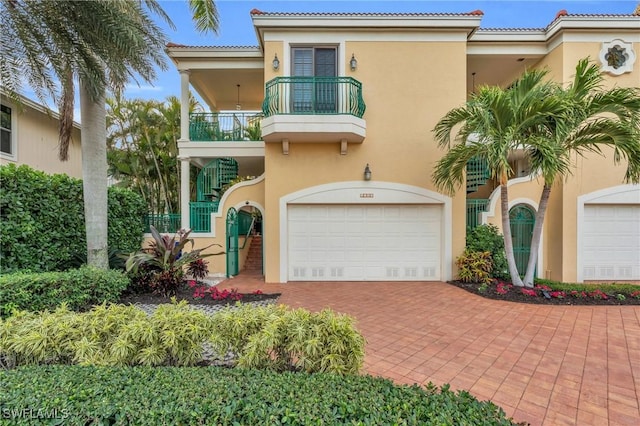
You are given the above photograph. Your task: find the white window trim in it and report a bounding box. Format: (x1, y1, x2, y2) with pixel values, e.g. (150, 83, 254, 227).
(0, 102, 18, 161)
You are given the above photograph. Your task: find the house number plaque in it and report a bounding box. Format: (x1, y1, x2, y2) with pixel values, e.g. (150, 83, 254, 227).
(360, 193, 374, 198)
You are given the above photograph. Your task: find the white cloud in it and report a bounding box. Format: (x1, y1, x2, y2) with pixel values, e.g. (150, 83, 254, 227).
(125, 84, 164, 93)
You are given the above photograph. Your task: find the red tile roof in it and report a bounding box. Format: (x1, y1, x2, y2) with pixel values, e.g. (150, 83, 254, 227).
(249, 9, 484, 17)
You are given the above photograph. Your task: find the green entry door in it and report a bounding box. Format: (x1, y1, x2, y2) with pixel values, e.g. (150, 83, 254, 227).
(226, 207, 239, 277)
(509, 205, 535, 276)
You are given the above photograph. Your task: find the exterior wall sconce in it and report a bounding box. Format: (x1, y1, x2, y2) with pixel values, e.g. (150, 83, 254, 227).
(364, 163, 371, 181)
(350, 54, 358, 71)
(272, 54, 280, 71)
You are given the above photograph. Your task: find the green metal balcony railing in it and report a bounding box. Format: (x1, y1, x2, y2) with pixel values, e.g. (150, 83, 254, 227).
(262, 76, 366, 118)
(189, 201, 220, 233)
(189, 112, 263, 141)
(466, 199, 490, 229)
(144, 213, 181, 233)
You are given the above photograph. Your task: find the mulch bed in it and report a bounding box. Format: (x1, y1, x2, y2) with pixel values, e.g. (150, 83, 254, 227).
(119, 284, 280, 307)
(449, 281, 640, 306)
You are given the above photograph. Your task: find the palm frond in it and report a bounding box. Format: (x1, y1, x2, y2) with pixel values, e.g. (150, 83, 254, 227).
(188, 0, 220, 35)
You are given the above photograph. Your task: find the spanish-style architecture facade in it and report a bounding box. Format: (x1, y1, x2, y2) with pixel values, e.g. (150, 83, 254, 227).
(165, 9, 640, 283)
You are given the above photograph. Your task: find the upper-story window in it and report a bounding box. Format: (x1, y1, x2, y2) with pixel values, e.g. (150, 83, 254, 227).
(1, 104, 14, 158)
(291, 47, 337, 113)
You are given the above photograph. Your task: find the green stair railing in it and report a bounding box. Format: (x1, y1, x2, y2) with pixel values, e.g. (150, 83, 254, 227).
(238, 210, 255, 250)
(262, 76, 365, 117)
(466, 157, 490, 193)
(466, 199, 490, 229)
(144, 213, 181, 233)
(190, 112, 263, 141)
(196, 158, 239, 202)
(189, 201, 220, 233)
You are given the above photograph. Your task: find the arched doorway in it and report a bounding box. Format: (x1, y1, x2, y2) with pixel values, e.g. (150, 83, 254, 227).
(509, 204, 535, 276)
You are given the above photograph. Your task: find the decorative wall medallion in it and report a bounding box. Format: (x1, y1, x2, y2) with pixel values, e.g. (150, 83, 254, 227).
(599, 39, 636, 75)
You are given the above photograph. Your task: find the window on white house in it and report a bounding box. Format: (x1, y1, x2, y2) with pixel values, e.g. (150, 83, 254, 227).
(1, 104, 12, 156)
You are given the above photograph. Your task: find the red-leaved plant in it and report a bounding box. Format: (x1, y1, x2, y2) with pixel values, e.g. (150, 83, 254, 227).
(125, 226, 223, 297)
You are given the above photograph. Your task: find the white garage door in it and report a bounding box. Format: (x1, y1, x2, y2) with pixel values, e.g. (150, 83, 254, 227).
(288, 205, 441, 281)
(583, 205, 640, 280)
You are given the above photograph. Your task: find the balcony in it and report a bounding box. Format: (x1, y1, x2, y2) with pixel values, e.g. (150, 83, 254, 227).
(260, 76, 366, 150)
(189, 112, 263, 142)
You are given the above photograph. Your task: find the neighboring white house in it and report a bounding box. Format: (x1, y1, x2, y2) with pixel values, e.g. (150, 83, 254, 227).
(0, 90, 82, 178)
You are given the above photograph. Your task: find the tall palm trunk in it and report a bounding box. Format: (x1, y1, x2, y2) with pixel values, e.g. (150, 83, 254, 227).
(500, 180, 523, 287)
(80, 82, 109, 269)
(523, 184, 552, 287)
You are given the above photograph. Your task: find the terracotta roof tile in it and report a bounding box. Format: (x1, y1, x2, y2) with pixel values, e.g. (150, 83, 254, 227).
(250, 10, 485, 17)
(166, 44, 260, 49)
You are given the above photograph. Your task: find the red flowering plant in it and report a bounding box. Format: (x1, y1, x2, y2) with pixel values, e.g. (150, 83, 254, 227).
(631, 291, 640, 299)
(587, 289, 608, 300)
(521, 288, 537, 297)
(495, 281, 512, 295)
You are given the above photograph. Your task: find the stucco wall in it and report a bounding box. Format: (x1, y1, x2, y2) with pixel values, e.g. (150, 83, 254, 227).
(485, 37, 639, 283)
(0, 100, 82, 178)
(262, 38, 468, 282)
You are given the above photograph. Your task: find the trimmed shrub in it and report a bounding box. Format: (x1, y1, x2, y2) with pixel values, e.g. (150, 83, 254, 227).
(0, 366, 518, 425)
(210, 304, 366, 374)
(466, 224, 509, 280)
(534, 279, 640, 294)
(456, 250, 493, 284)
(1, 303, 365, 375)
(0, 164, 145, 273)
(0, 267, 128, 317)
(0, 302, 211, 367)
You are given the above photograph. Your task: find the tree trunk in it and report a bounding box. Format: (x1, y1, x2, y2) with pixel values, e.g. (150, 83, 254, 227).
(80, 81, 109, 269)
(523, 184, 552, 287)
(501, 183, 523, 286)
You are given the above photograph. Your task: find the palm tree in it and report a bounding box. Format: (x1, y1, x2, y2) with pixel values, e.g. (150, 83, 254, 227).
(107, 94, 203, 215)
(1, 0, 219, 268)
(432, 70, 563, 287)
(522, 59, 640, 286)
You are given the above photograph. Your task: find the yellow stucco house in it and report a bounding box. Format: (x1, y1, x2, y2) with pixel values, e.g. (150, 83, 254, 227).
(0, 91, 82, 178)
(165, 9, 640, 284)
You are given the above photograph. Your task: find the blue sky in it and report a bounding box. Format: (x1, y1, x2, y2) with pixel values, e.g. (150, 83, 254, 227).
(136, 0, 637, 106)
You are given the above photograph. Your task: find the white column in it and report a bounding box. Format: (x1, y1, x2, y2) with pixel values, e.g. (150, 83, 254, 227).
(179, 69, 191, 142)
(179, 155, 191, 230)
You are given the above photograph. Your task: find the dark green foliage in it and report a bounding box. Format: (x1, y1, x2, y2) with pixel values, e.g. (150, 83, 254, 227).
(0, 267, 128, 317)
(466, 225, 509, 280)
(106, 187, 147, 256)
(0, 164, 145, 273)
(0, 366, 518, 425)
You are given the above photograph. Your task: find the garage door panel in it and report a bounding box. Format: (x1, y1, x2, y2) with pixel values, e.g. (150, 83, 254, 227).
(288, 205, 442, 281)
(583, 205, 640, 281)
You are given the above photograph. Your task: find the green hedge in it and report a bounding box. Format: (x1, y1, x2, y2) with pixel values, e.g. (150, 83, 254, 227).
(0, 164, 145, 273)
(0, 267, 128, 317)
(0, 366, 517, 425)
(534, 278, 640, 294)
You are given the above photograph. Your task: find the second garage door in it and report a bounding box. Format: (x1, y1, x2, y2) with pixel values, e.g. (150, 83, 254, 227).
(582, 204, 640, 281)
(288, 204, 442, 281)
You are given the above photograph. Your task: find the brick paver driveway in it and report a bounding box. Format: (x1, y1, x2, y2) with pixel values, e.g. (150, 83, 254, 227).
(225, 276, 640, 426)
